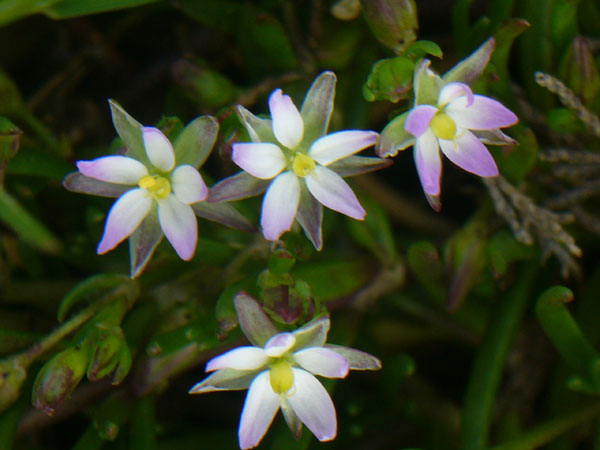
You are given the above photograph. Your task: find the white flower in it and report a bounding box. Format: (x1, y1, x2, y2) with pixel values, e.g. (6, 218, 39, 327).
(226, 72, 379, 247)
(77, 127, 207, 260)
(189, 293, 381, 449)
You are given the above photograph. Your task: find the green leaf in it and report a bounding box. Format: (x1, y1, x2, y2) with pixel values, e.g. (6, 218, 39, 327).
(292, 260, 369, 303)
(0, 188, 61, 254)
(175, 0, 241, 33)
(57, 274, 135, 322)
(363, 56, 415, 103)
(43, 0, 160, 19)
(108, 99, 149, 166)
(536, 286, 600, 390)
(173, 116, 218, 168)
(173, 61, 241, 109)
(347, 197, 396, 265)
(488, 230, 536, 276)
(405, 40, 443, 60)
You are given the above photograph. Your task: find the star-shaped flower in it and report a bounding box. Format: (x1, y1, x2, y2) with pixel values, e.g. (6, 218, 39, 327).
(404, 81, 517, 199)
(377, 38, 519, 210)
(209, 72, 391, 249)
(189, 293, 381, 450)
(64, 100, 253, 277)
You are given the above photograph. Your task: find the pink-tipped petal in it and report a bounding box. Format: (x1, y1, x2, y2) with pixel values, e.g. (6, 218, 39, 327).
(439, 131, 499, 177)
(97, 188, 152, 254)
(232, 143, 287, 180)
(142, 127, 175, 172)
(157, 195, 198, 260)
(264, 333, 296, 357)
(260, 172, 300, 241)
(77, 156, 148, 185)
(269, 89, 304, 149)
(446, 95, 518, 130)
(171, 165, 208, 204)
(405, 105, 438, 138)
(288, 369, 336, 442)
(414, 129, 442, 196)
(294, 348, 349, 378)
(205, 347, 269, 372)
(309, 130, 378, 166)
(438, 82, 474, 107)
(305, 166, 365, 220)
(239, 372, 280, 450)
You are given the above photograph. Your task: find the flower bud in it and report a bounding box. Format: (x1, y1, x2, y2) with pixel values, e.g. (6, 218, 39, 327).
(87, 328, 126, 383)
(267, 249, 296, 275)
(32, 345, 91, 415)
(0, 357, 27, 413)
(360, 0, 418, 54)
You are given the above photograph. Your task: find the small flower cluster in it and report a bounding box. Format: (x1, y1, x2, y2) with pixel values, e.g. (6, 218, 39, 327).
(64, 38, 518, 449)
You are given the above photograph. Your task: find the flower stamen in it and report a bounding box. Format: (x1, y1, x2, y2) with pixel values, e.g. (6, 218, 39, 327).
(138, 175, 171, 200)
(430, 113, 456, 140)
(269, 359, 294, 394)
(292, 153, 316, 177)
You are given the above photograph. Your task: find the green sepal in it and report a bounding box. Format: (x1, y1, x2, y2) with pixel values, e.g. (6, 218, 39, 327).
(108, 99, 149, 166)
(173, 116, 219, 168)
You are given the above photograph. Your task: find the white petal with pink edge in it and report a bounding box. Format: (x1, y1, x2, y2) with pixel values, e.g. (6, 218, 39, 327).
(293, 348, 349, 378)
(439, 131, 499, 177)
(269, 89, 304, 149)
(305, 166, 365, 220)
(205, 347, 269, 372)
(438, 82, 474, 107)
(97, 188, 152, 254)
(232, 143, 287, 180)
(157, 195, 198, 260)
(414, 129, 442, 196)
(77, 156, 148, 185)
(405, 105, 438, 137)
(238, 371, 280, 450)
(171, 165, 208, 204)
(143, 127, 175, 172)
(309, 130, 378, 166)
(288, 369, 337, 442)
(260, 171, 300, 241)
(446, 95, 518, 130)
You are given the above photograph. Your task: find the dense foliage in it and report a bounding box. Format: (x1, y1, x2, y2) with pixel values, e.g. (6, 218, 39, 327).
(1, 0, 600, 449)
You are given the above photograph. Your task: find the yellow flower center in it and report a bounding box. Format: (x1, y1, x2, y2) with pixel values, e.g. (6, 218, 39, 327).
(430, 113, 457, 140)
(138, 175, 171, 200)
(292, 153, 316, 178)
(269, 359, 294, 394)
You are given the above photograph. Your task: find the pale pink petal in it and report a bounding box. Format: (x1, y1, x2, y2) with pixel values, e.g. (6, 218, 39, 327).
(264, 333, 296, 357)
(171, 165, 208, 204)
(97, 188, 152, 254)
(77, 156, 148, 185)
(232, 143, 287, 180)
(260, 172, 300, 241)
(293, 348, 349, 378)
(446, 95, 518, 130)
(239, 372, 280, 450)
(269, 89, 304, 149)
(142, 127, 175, 172)
(288, 369, 336, 442)
(205, 347, 269, 372)
(414, 129, 442, 196)
(405, 105, 438, 138)
(157, 195, 197, 260)
(438, 82, 474, 107)
(309, 130, 378, 166)
(439, 131, 499, 177)
(305, 166, 365, 220)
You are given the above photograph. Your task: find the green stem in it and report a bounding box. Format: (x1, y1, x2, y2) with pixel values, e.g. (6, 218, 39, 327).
(459, 264, 538, 450)
(13, 286, 132, 370)
(490, 402, 600, 450)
